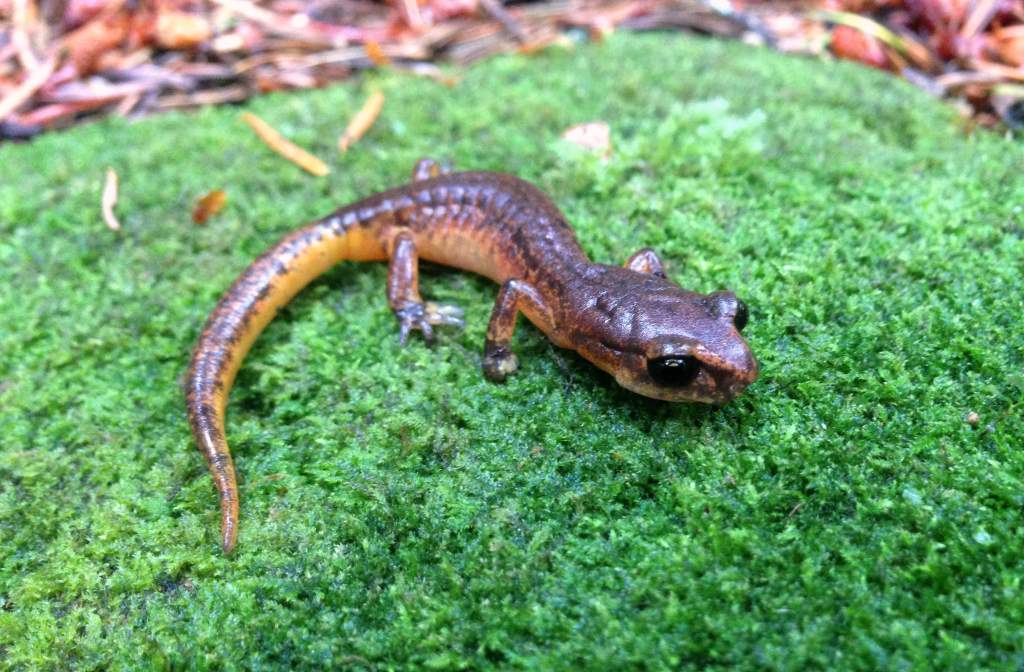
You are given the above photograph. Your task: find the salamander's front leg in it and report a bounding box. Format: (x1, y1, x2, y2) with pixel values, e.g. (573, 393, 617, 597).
(482, 279, 554, 382)
(411, 158, 453, 182)
(388, 231, 464, 345)
(624, 248, 667, 278)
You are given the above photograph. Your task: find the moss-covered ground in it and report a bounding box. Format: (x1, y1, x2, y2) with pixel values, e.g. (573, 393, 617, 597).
(1, 34, 1023, 670)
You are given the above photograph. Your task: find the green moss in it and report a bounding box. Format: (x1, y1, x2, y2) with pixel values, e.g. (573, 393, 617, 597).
(1, 34, 1022, 670)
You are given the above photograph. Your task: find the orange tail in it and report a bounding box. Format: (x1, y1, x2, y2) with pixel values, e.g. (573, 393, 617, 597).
(186, 213, 386, 552)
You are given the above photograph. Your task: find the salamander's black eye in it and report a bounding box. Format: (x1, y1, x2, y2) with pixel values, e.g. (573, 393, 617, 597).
(647, 355, 700, 387)
(734, 300, 749, 332)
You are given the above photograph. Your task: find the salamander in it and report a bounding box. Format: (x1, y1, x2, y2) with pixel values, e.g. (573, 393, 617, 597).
(186, 160, 758, 553)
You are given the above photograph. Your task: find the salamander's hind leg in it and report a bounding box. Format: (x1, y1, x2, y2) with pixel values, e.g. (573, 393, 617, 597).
(388, 231, 464, 345)
(482, 280, 555, 382)
(411, 158, 453, 182)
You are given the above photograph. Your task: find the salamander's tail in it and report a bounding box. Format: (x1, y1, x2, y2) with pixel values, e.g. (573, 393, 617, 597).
(185, 385, 239, 553)
(185, 210, 387, 553)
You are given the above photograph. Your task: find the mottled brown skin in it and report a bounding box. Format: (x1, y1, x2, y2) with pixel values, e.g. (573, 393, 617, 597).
(187, 160, 758, 553)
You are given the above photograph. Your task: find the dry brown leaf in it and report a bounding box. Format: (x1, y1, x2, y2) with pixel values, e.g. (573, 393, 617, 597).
(818, 10, 935, 70)
(192, 189, 228, 224)
(338, 91, 384, 153)
(561, 121, 612, 158)
(992, 25, 1024, 67)
(155, 10, 212, 50)
(2, 0, 1019, 136)
(831, 23, 890, 69)
(428, 0, 480, 22)
(241, 112, 330, 176)
(63, 0, 115, 28)
(62, 11, 130, 75)
(102, 167, 121, 231)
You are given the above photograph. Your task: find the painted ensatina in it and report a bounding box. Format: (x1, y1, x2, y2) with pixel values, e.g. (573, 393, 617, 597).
(187, 160, 758, 553)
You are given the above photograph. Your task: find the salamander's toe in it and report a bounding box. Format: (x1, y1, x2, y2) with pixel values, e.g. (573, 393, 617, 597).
(396, 302, 463, 345)
(424, 302, 465, 328)
(396, 303, 430, 345)
(482, 345, 519, 382)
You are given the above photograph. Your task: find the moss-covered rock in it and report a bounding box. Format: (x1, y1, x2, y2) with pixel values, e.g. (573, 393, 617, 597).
(1, 34, 1022, 670)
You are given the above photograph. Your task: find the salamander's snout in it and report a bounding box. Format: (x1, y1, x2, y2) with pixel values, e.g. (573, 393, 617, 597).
(715, 366, 758, 405)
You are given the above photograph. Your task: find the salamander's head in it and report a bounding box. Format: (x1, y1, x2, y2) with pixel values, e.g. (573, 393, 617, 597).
(577, 270, 758, 404)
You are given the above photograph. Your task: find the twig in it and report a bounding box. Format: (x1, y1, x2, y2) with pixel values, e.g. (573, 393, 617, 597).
(401, 61, 462, 87)
(210, 0, 339, 46)
(934, 70, 1005, 92)
(12, 0, 41, 72)
(0, 53, 57, 123)
(479, 0, 527, 43)
(39, 80, 156, 104)
(15, 99, 120, 127)
(209, 0, 284, 27)
(968, 58, 1024, 83)
(338, 91, 384, 152)
(269, 43, 429, 72)
(241, 112, 330, 176)
(398, 0, 426, 31)
(155, 86, 250, 109)
(961, 0, 1000, 41)
(102, 168, 121, 231)
(115, 93, 143, 117)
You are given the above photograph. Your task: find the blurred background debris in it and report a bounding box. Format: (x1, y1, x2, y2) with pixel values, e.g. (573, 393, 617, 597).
(1, 0, 1022, 139)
